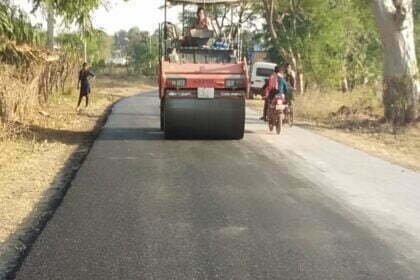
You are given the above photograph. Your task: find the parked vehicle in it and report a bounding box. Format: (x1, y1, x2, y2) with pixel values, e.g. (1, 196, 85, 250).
(250, 62, 276, 98)
(159, 0, 249, 139)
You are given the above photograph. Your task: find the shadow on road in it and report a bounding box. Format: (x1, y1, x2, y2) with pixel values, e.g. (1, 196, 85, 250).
(100, 127, 163, 141)
(111, 112, 159, 117)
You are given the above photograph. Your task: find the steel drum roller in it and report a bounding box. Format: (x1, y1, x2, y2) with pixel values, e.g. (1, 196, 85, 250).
(164, 98, 245, 139)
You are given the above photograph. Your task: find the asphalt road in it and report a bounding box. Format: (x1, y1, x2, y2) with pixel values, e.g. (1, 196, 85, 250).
(15, 92, 420, 279)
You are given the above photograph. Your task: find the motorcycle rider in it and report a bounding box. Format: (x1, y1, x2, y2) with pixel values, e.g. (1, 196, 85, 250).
(260, 66, 279, 121)
(275, 66, 288, 103)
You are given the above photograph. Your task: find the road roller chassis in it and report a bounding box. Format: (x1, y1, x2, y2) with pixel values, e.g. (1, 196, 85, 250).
(159, 62, 248, 139)
(158, 0, 249, 139)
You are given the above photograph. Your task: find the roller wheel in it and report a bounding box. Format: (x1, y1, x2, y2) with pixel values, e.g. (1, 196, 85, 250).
(164, 98, 245, 140)
(160, 110, 164, 131)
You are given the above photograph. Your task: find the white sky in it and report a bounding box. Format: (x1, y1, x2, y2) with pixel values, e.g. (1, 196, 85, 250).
(11, 0, 182, 35)
(92, 0, 181, 34)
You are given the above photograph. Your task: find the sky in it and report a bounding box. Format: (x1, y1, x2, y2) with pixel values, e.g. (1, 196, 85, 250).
(11, 0, 181, 35)
(92, 0, 181, 34)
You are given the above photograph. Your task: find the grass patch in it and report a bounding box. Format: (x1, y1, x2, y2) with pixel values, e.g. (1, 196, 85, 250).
(295, 88, 383, 128)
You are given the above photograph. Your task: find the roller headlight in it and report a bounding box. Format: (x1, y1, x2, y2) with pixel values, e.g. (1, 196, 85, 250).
(167, 78, 186, 88)
(225, 79, 245, 88)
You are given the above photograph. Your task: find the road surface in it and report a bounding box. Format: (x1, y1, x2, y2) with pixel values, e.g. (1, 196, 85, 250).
(15, 92, 420, 279)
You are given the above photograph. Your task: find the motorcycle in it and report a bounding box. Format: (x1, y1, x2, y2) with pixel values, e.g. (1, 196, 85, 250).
(267, 94, 293, 134)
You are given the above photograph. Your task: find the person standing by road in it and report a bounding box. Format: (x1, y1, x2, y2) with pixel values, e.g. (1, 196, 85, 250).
(77, 62, 95, 111)
(260, 66, 280, 121)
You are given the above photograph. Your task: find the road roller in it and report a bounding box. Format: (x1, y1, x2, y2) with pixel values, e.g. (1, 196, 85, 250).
(158, 0, 249, 139)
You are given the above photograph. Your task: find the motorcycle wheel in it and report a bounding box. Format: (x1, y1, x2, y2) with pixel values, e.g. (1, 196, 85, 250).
(269, 120, 274, 132)
(276, 114, 282, 134)
(288, 106, 294, 127)
(268, 110, 274, 132)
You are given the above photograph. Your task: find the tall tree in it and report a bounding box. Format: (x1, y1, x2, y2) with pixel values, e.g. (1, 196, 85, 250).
(114, 30, 129, 56)
(46, 2, 54, 49)
(32, 0, 106, 62)
(261, 0, 278, 40)
(372, 0, 419, 123)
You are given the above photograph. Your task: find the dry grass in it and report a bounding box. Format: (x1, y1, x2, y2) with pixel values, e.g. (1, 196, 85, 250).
(0, 75, 154, 249)
(247, 89, 420, 171)
(0, 55, 78, 123)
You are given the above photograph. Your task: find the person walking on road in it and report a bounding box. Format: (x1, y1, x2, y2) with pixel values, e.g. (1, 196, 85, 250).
(77, 62, 95, 111)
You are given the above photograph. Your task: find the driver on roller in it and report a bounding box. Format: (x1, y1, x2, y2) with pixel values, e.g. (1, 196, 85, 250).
(194, 7, 212, 30)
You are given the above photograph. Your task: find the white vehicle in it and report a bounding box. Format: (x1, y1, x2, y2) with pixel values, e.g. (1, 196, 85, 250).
(250, 62, 277, 96)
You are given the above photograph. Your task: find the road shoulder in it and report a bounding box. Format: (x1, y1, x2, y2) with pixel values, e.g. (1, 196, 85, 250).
(0, 77, 155, 279)
(245, 107, 420, 275)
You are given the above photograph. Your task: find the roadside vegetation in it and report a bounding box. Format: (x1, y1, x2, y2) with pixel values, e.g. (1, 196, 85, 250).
(293, 90, 420, 171)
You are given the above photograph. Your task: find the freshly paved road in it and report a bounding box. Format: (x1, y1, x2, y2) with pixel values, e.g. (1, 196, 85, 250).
(15, 92, 420, 279)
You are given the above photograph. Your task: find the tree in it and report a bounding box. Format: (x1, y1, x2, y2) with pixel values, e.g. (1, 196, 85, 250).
(31, 0, 108, 62)
(86, 30, 112, 65)
(415, 1, 419, 62)
(113, 30, 128, 56)
(372, 0, 419, 124)
(45, 2, 54, 49)
(256, 0, 383, 93)
(261, 0, 278, 40)
(125, 27, 158, 75)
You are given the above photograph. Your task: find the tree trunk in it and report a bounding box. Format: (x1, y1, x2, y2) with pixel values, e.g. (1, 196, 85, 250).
(46, 4, 55, 50)
(372, 0, 419, 124)
(262, 0, 278, 40)
(298, 72, 304, 94)
(341, 77, 349, 93)
(296, 53, 304, 94)
(83, 39, 88, 63)
(289, 52, 304, 95)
